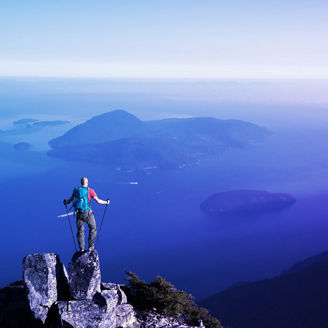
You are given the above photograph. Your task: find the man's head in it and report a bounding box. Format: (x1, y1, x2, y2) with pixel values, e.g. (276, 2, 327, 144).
(81, 177, 88, 187)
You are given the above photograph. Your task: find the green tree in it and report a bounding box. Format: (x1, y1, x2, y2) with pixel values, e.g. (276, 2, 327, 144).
(124, 271, 223, 328)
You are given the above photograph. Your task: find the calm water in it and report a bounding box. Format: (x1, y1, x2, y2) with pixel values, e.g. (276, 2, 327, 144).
(1, 78, 328, 299)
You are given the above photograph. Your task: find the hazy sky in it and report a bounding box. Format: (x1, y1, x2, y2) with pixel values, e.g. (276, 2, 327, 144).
(1, 0, 328, 79)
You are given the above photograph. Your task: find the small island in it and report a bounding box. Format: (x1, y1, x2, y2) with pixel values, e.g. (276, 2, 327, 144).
(32, 120, 70, 127)
(13, 118, 69, 128)
(201, 189, 296, 216)
(13, 142, 32, 151)
(13, 118, 38, 125)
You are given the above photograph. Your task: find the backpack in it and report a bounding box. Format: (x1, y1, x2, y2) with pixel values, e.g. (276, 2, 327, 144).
(73, 187, 91, 213)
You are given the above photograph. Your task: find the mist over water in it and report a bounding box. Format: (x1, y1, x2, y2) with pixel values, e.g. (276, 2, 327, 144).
(1, 78, 328, 299)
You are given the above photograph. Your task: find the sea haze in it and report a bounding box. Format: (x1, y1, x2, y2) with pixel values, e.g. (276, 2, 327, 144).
(1, 78, 328, 299)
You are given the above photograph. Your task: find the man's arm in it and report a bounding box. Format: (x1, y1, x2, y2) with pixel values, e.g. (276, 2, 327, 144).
(63, 195, 74, 205)
(94, 196, 110, 205)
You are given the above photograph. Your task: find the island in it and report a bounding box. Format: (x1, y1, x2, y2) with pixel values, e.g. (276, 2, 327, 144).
(48, 110, 272, 170)
(13, 118, 38, 125)
(13, 118, 69, 128)
(200, 189, 296, 216)
(32, 120, 70, 127)
(13, 142, 32, 151)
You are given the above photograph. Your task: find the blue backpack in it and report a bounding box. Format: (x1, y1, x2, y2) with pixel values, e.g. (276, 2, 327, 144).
(73, 187, 91, 213)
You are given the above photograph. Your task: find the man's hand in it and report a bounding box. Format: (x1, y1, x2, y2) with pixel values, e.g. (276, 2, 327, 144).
(63, 195, 74, 206)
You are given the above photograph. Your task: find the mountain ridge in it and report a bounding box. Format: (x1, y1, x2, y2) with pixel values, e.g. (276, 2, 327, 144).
(199, 251, 328, 328)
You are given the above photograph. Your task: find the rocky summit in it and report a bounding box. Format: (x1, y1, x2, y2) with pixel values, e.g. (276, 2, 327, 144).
(0, 251, 203, 328)
(68, 250, 101, 300)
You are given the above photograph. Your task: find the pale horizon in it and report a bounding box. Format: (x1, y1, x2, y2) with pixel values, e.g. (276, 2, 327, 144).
(1, 61, 328, 79)
(1, 1, 328, 79)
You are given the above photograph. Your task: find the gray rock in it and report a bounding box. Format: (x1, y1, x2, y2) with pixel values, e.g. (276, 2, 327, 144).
(101, 282, 128, 304)
(56, 299, 116, 328)
(94, 290, 119, 309)
(69, 250, 101, 300)
(101, 283, 138, 327)
(23, 253, 70, 323)
(116, 303, 139, 328)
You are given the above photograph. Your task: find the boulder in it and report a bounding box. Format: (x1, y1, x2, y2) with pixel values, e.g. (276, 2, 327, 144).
(93, 290, 119, 309)
(52, 288, 133, 328)
(23, 253, 70, 323)
(55, 299, 116, 328)
(101, 282, 139, 327)
(101, 282, 128, 304)
(68, 251, 101, 300)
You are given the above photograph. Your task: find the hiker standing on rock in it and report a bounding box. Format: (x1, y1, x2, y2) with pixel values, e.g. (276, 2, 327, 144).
(63, 177, 109, 252)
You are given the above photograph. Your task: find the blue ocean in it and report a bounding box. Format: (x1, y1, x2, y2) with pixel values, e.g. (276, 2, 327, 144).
(1, 78, 328, 299)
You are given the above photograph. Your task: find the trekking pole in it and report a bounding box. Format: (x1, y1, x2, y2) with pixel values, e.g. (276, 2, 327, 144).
(64, 203, 77, 252)
(96, 200, 109, 246)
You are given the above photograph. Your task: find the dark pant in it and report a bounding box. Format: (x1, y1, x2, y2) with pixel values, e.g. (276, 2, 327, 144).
(76, 212, 97, 250)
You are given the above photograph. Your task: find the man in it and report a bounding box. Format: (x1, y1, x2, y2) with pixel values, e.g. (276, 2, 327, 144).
(64, 177, 109, 252)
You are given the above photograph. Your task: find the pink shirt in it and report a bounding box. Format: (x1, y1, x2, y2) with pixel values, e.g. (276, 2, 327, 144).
(88, 188, 97, 203)
(86, 188, 97, 213)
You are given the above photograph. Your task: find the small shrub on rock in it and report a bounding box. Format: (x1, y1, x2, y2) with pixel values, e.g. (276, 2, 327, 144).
(124, 271, 223, 328)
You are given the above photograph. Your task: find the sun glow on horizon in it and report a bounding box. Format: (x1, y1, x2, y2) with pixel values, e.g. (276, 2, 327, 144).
(1, 60, 328, 80)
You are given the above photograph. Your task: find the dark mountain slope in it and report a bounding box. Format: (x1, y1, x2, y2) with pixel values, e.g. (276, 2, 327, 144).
(199, 255, 328, 328)
(281, 250, 328, 276)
